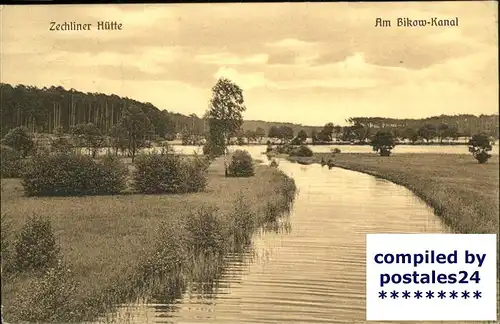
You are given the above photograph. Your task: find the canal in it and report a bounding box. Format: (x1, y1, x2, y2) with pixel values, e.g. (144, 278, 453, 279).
(95, 147, 462, 323)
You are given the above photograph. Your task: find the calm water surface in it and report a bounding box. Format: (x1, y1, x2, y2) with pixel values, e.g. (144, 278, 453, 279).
(90, 146, 484, 324)
(160, 144, 499, 156)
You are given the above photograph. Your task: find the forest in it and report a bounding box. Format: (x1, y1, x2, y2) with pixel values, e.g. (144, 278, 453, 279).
(0, 83, 204, 139)
(1, 83, 498, 142)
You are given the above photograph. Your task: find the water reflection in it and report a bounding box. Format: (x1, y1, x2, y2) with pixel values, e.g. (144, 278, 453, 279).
(94, 214, 293, 324)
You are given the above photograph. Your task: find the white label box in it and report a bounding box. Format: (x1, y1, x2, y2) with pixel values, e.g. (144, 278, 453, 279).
(366, 234, 497, 321)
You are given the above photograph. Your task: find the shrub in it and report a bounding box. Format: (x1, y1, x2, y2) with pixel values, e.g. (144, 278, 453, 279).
(133, 153, 208, 194)
(139, 221, 188, 281)
(202, 140, 224, 159)
(95, 154, 129, 193)
(22, 152, 128, 196)
(289, 145, 313, 157)
(227, 150, 254, 177)
(276, 144, 293, 154)
(229, 196, 256, 249)
(468, 134, 493, 164)
(332, 148, 341, 154)
(475, 151, 491, 164)
(371, 131, 396, 156)
(133, 154, 184, 194)
(1, 127, 35, 158)
(182, 154, 209, 193)
(273, 170, 297, 207)
(184, 205, 228, 257)
(1, 145, 24, 178)
(9, 260, 77, 322)
(270, 159, 279, 168)
(327, 159, 334, 169)
(264, 200, 281, 223)
(13, 216, 60, 273)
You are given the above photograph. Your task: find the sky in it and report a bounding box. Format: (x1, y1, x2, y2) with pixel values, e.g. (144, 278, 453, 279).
(1, 2, 498, 126)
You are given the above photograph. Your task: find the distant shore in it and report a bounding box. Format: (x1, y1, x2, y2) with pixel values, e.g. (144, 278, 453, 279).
(166, 140, 498, 147)
(166, 141, 495, 147)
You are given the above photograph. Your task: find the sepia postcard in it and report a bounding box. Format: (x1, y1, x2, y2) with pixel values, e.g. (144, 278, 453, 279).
(0, 2, 498, 323)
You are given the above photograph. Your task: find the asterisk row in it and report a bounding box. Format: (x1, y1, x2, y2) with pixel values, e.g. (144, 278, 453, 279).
(378, 290, 482, 300)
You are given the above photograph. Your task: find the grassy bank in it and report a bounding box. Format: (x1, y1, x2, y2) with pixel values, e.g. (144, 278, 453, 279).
(287, 153, 499, 235)
(1, 157, 296, 322)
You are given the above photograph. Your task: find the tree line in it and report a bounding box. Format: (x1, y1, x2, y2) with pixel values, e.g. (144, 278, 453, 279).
(0, 83, 205, 139)
(2, 83, 498, 145)
(1, 77, 252, 180)
(265, 117, 499, 145)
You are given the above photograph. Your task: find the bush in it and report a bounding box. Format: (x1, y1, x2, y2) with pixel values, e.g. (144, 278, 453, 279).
(276, 144, 293, 154)
(264, 200, 281, 223)
(133, 153, 208, 194)
(475, 151, 491, 164)
(371, 131, 396, 156)
(96, 154, 129, 193)
(229, 196, 256, 249)
(9, 260, 77, 322)
(289, 145, 313, 157)
(184, 205, 228, 257)
(1, 145, 24, 178)
(227, 150, 254, 177)
(21, 152, 128, 196)
(261, 175, 297, 225)
(202, 140, 224, 159)
(1, 127, 35, 158)
(270, 159, 279, 168)
(133, 154, 184, 194)
(139, 221, 188, 280)
(13, 216, 60, 273)
(468, 134, 493, 164)
(327, 159, 334, 169)
(183, 154, 210, 193)
(332, 148, 341, 154)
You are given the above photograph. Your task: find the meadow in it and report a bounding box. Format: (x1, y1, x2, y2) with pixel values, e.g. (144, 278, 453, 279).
(1, 157, 296, 322)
